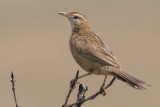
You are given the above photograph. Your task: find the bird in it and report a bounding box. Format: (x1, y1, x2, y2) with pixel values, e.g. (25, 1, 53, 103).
(59, 11, 149, 96)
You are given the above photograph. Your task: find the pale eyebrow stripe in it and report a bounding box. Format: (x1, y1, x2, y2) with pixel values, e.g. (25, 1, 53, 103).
(74, 14, 88, 21)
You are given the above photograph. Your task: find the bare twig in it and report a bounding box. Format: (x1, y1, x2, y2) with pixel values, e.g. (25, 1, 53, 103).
(67, 77, 116, 107)
(11, 71, 19, 107)
(62, 69, 116, 107)
(74, 84, 88, 107)
(62, 70, 79, 107)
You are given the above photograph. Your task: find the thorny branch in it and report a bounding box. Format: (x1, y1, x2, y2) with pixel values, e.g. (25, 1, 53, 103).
(11, 71, 19, 107)
(62, 70, 116, 107)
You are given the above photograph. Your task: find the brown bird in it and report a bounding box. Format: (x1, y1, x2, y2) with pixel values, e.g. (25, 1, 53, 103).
(59, 11, 149, 95)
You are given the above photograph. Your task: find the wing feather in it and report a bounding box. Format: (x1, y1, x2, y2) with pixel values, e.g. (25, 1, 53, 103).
(74, 36, 120, 66)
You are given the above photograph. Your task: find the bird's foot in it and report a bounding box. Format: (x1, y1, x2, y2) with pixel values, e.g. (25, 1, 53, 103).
(70, 78, 79, 90)
(100, 86, 106, 96)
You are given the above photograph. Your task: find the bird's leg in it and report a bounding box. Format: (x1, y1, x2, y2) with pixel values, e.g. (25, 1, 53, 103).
(100, 75, 107, 96)
(70, 73, 91, 90)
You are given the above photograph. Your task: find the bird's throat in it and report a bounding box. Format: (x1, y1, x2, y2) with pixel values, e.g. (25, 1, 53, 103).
(72, 25, 91, 35)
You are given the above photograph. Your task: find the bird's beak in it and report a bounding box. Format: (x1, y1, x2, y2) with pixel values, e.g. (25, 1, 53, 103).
(58, 12, 67, 17)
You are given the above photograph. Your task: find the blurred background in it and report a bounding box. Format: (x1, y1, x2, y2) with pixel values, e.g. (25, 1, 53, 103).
(0, 0, 160, 107)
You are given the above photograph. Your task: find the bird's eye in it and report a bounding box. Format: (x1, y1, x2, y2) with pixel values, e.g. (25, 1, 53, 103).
(73, 16, 79, 19)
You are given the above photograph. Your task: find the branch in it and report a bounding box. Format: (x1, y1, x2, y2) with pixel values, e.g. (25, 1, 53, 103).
(67, 77, 116, 107)
(11, 71, 19, 107)
(74, 84, 88, 107)
(62, 70, 79, 107)
(62, 70, 116, 107)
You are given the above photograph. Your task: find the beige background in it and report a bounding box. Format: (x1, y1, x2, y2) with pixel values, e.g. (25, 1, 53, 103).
(0, 0, 160, 107)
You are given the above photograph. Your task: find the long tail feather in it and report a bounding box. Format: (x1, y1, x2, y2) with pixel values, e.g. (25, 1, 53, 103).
(111, 69, 150, 89)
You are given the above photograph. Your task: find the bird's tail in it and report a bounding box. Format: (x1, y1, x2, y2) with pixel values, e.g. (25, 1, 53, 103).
(111, 69, 150, 89)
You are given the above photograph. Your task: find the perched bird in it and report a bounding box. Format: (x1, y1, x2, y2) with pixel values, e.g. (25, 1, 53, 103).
(59, 11, 149, 95)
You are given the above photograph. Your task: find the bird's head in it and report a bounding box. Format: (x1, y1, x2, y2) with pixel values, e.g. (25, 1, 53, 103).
(59, 12, 90, 32)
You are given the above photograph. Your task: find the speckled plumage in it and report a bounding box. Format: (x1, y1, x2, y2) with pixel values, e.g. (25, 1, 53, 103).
(59, 11, 149, 91)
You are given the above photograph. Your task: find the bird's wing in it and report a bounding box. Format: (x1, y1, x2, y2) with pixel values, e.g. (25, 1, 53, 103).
(74, 38, 120, 66)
